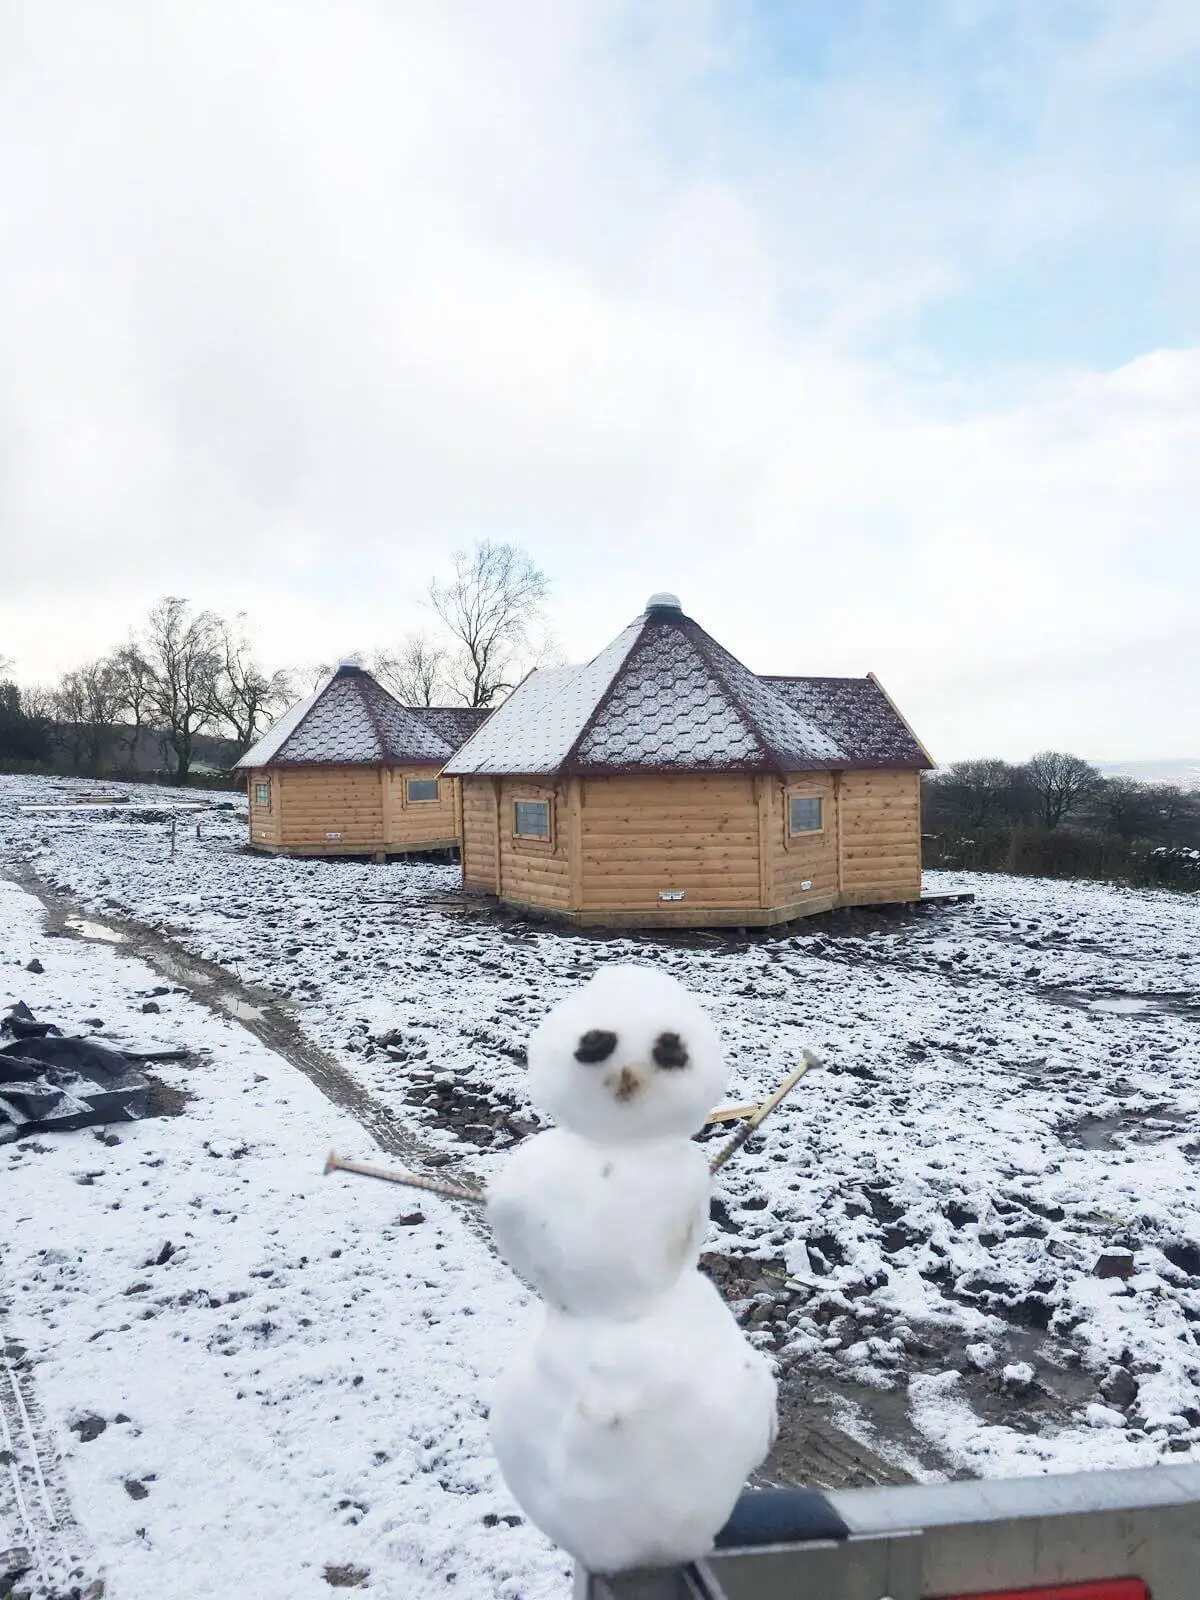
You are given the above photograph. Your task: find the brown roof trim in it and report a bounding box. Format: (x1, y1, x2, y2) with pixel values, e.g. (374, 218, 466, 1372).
(260, 758, 445, 770)
(466, 758, 931, 781)
(866, 670, 936, 769)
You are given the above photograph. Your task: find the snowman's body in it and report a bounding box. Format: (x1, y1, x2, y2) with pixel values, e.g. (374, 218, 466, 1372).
(486, 965, 778, 1575)
(490, 1273, 777, 1574)
(486, 1129, 710, 1318)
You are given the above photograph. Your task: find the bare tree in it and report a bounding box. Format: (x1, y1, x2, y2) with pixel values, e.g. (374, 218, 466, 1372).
(926, 758, 1024, 829)
(429, 541, 549, 707)
(1022, 751, 1102, 830)
(205, 617, 293, 763)
(141, 597, 221, 785)
(53, 658, 125, 771)
(0, 682, 53, 764)
(369, 634, 449, 706)
(19, 683, 58, 723)
(1094, 777, 1159, 844)
(1144, 783, 1200, 848)
(109, 644, 159, 772)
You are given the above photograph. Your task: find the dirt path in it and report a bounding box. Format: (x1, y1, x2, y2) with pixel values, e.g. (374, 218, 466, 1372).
(6, 864, 930, 1497)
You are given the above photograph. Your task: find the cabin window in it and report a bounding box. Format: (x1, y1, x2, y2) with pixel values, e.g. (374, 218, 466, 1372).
(788, 795, 823, 834)
(406, 778, 439, 804)
(254, 781, 271, 809)
(513, 799, 551, 838)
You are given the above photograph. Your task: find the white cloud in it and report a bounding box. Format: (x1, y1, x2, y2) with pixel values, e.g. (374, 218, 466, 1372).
(0, 0, 1196, 762)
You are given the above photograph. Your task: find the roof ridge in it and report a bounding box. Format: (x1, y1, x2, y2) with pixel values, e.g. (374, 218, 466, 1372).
(272, 673, 340, 762)
(559, 614, 649, 772)
(679, 618, 779, 770)
(355, 673, 395, 761)
(370, 676, 457, 760)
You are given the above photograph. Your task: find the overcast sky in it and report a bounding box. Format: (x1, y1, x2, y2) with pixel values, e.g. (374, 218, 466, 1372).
(2, 1, 1198, 762)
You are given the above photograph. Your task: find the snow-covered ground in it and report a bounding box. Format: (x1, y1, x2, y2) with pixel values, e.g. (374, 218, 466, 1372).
(3, 772, 1200, 1593)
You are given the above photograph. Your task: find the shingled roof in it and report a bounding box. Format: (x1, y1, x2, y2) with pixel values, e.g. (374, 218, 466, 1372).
(408, 705, 492, 749)
(443, 596, 932, 778)
(236, 664, 475, 769)
(763, 676, 931, 769)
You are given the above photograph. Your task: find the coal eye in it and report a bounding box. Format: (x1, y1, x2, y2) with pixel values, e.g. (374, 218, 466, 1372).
(575, 1029, 618, 1064)
(652, 1032, 689, 1070)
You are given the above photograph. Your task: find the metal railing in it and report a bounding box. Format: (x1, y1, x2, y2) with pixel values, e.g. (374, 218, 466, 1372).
(576, 1462, 1200, 1599)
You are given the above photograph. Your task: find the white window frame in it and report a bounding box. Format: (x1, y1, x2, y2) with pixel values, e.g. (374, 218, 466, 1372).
(253, 780, 271, 810)
(405, 777, 440, 805)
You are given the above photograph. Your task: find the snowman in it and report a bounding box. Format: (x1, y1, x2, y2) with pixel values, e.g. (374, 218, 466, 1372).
(486, 964, 778, 1575)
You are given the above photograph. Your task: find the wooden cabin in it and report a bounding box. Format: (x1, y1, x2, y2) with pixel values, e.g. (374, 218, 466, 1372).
(443, 595, 933, 927)
(236, 662, 488, 859)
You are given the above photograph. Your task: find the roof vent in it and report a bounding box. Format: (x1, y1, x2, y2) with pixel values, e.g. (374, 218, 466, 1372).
(335, 653, 364, 674)
(644, 592, 682, 615)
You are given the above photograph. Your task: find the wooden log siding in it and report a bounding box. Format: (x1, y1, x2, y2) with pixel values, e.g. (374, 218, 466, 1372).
(461, 777, 499, 891)
(768, 772, 839, 913)
(276, 766, 386, 853)
(382, 766, 460, 852)
(578, 774, 761, 911)
(499, 780, 570, 908)
(247, 769, 282, 849)
(836, 769, 922, 903)
(461, 768, 921, 924)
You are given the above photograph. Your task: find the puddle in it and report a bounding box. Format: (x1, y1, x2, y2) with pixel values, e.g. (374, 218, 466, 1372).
(1047, 987, 1198, 1019)
(215, 994, 266, 1023)
(150, 948, 214, 987)
(63, 916, 126, 944)
(1059, 1105, 1193, 1150)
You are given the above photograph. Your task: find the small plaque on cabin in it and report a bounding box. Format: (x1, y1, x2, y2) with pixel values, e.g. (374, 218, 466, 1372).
(658, 890, 686, 902)
(325, 831, 342, 841)
(801, 880, 812, 891)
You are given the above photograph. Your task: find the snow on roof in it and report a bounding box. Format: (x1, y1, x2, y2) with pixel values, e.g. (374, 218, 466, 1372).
(236, 666, 457, 769)
(764, 676, 932, 769)
(442, 622, 643, 776)
(445, 603, 929, 778)
(235, 674, 334, 768)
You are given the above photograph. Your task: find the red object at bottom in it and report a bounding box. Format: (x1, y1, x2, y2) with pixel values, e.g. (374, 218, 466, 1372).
(942, 1582, 1149, 1600)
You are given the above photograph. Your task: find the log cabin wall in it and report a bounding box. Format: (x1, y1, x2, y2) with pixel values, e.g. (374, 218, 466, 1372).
(461, 777, 500, 890)
(576, 773, 762, 919)
(247, 769, 283, 850)
(459, 769, 922, 925)
(837, 769, 922, 903)
(497, 779, 571, 910)
(382, 766, 460, 852)
(275, 765, 386, 854)
(765, 771, 840, 917)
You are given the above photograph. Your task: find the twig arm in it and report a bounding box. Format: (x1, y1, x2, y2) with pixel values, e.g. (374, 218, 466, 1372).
(324, 1151, 487, 1204)
(708, 1052, 820, 1176)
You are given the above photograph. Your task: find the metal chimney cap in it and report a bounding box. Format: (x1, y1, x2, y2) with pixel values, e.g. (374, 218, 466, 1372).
(644, 592, 682, 614)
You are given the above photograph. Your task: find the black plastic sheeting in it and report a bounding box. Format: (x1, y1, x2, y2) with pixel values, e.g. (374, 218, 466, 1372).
(0, 1003, 152, 1141)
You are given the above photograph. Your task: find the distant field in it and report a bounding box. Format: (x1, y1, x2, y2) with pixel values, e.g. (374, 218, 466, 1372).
(1098, 758, 1200, 790)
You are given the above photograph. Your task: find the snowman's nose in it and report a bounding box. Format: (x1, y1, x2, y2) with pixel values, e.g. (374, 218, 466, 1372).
(611, 1066, 643, 1102)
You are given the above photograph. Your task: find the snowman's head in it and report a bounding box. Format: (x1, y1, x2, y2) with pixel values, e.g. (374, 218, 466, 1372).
(527, 964, 727, 1143)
